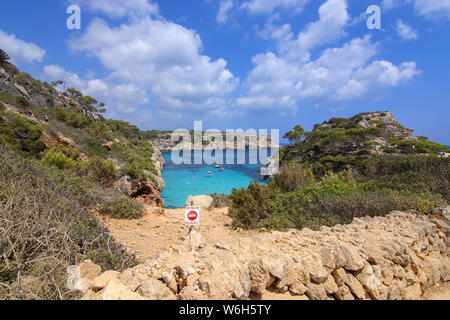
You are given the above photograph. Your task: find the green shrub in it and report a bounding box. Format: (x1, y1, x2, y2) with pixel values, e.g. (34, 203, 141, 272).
(98, 197, 144, 219)
(273, 162, 315, 192)
(210, 193, 231, 208)
(0, 111, 45, 155)
(230, 159, 448, 231)
(41, 149, 77, 170)
(54, 105, 91, 128)
(82, 158, 117, 184)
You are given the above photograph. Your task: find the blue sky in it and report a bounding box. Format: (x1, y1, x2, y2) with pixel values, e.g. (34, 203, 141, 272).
(0, 0, 449, 144)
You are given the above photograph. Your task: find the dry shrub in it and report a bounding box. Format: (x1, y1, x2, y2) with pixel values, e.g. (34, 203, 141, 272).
(0, 147, 137, 300)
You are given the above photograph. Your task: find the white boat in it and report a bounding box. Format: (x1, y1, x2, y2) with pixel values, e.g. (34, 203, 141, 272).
(207, 171, 213, 177)
(215, 164, 220, 168)
(219, 167, 224, 171)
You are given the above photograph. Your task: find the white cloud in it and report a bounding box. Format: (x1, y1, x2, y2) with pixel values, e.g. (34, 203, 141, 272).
(74, 0, 159, 18)
(69, 17, 238, 114)
(0, 30, 45, 64)
(396, 20, 419, 40)
(382, 0, 450, 19)
(217, 0, 235, 24)
(241, 0, 310, 15)
(42, 64, 149, 115)
(258, 0, 349, 62)
(237, 0, 420, 111)
(414, 0, 450, 19)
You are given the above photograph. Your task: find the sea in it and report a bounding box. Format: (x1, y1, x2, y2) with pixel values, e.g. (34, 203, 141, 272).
(160, 149, 272, 208)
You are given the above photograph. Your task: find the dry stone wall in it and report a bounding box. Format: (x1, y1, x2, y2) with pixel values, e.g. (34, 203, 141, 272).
(71, 209, 450, 300)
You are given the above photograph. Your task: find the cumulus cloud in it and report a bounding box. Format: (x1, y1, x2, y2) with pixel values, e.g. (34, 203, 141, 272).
(0, 30, 45, 64)
(414, 0, 450, 19)
(42, 64, 149, 115)
(69, 17, 238, 114)
(237, 0, 420, 111)
(396, 20, 419, 40)
(382, 0, 450, 19)
(217, 0, 235, 24)
(241, 0, 310, 15)
(74, 0, 159, 18)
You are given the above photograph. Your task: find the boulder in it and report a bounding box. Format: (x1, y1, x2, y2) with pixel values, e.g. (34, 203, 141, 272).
(91, 271, 120, 291)
(339, 245, 365, 272)
(101, 278, 146, 300)
(67, 260, 102, 293)
(185, 230, 205, 251)
(138, 279, 177, 300)
(119, 265, 151, 291)
(248, 258, 275, 295)
(185, 195, 214, 210)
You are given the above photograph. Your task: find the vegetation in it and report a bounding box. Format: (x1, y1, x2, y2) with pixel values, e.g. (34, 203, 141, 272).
(230, 157, 448, 231)
(0, 147, 138, 300)
(231, 112, 449, 231)
(0, 108, 45, 156)
(98, 198, 144, 220)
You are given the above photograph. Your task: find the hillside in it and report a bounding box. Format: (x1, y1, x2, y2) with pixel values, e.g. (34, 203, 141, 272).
(234, 113, 449, 232)
(0, 55, 165, 299)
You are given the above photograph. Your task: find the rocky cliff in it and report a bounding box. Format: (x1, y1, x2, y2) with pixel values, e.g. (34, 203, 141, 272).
(72, 208, 450, 300)
(0, 62, 165, 207)
(281, 111, 450, 175)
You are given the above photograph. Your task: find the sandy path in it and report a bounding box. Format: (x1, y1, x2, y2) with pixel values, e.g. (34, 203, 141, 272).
(95, 206, 256, 263)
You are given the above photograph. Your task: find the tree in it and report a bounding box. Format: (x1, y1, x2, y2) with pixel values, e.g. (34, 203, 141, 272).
(0, 49, 10, 63)
(66, 88, 83, 100)
(283, 125, 306, 145)
(78, 95, 99, 112)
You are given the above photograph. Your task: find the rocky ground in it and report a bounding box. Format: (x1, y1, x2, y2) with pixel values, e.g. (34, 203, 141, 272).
(74, 207, 450, 300)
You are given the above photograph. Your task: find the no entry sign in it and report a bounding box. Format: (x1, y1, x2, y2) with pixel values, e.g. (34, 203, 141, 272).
(185, 206, 200, 226)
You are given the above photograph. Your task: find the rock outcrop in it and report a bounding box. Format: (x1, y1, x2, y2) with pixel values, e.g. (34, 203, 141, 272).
(73, 208, 450, 300)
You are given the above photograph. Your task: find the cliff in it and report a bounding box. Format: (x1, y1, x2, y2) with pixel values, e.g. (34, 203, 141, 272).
(0, 61, 165, 207)
(280, 111, 450, 175)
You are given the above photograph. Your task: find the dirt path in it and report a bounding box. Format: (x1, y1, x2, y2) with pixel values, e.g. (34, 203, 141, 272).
(95, 206, 256, 262)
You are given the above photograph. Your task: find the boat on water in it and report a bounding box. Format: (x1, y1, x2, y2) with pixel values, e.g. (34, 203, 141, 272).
(215, 164, 220, 168)
(219, 167, 224, 171)
(207, 171, 213, 177)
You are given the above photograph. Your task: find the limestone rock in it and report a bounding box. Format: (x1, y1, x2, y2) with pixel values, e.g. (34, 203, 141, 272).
(101, 278, 146, 300)
(138, 279, 176, 300)
(91, 271, 120, 291)
(185, 195, 214, 210)
(185, 230, 205, 251)
(339, 245, 365, 271)
(404, 283, 422, 300)
(119, 265, 151, 291)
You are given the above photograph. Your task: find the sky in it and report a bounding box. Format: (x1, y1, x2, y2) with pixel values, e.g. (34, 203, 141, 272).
(0, 0, 449, 144)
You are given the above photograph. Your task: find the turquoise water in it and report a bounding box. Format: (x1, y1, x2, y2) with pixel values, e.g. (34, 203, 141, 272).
(161, 150, 271, 208)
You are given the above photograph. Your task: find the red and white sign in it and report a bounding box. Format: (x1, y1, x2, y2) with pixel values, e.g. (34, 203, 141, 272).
(185, 206, 200, 226)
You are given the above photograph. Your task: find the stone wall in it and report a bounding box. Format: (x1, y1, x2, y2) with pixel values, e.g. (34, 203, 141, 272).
(71, 209, 450, 300)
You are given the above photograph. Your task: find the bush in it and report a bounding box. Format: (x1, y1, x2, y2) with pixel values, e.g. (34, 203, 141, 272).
(82, 158, 117, 184)
(230, 160, 448, 231)
(98, 197, 144, 220)
(54, 105, 91, 128)
(210, 193, 231, 208)
(0, 111, 45, 155)
(273, 162, 315, 192)
(0, 147, 137, 300)
(41, 149, 77, 170)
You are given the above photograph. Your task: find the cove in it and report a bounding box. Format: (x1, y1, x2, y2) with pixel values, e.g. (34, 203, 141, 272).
(160, 149, 271, 208)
